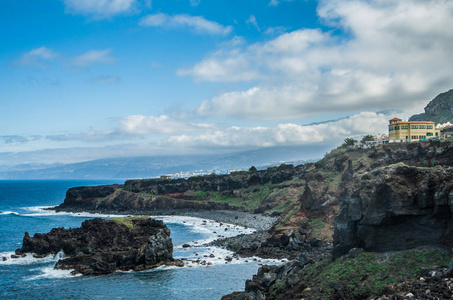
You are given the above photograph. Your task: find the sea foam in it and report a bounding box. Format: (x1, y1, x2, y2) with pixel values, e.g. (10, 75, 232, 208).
(0, 250, 65, 266)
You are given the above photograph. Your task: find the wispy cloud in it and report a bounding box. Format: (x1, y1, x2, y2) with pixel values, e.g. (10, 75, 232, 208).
(0, 135, 36, 144)
(139, 13, 232, 35)
(246, 15, 260, 31)
(62, 0, 138, 18)
(73, 49, 116, 67)
(16, 47, 58, 67)
(118, 115, 213, 136)
(91, 75, 121, 84)
(180, 0, 453, 120)
(45, 115, 214, 143)
(190, 0, 201, 6)
(269, 0, 294, 7)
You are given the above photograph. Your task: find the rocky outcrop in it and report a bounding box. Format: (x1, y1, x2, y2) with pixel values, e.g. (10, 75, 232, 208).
(333, 164, 453, 257)
(124, 164, 302, 195)
(57, 188, 234, 213)
(18, 217, 182, 275)
(409, 89, 453, 124)
(62, 185, 119, 207)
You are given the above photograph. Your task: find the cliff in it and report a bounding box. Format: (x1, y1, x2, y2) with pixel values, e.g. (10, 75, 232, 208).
(222, 140, 453, 299)
(18, 217, 182, 275)
(333, 164, 453, 257)
(409, 89, 453, 124)
(55, 164, 306, 215)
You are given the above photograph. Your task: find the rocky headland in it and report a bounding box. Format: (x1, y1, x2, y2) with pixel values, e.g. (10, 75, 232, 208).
(48, 139, 453, 298)
(16, 217, 182, 275)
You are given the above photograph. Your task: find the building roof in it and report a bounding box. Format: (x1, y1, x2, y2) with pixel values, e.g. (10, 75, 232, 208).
(390, 117, 402, 121)
(388, 121, 436, 125)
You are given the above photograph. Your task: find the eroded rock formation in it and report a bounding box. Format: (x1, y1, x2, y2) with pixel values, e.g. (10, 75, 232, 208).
(333, 164, 453, 257)
(19, 217, 182, 275)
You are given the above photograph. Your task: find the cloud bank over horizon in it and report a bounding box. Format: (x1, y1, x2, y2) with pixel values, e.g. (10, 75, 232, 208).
(1, 0, 452, 166)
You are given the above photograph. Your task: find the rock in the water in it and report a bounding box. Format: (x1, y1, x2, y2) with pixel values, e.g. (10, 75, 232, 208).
(20, 217, 181, 275)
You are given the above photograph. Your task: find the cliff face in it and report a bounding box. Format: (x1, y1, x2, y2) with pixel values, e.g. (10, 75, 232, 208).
(56, 164, 308, 215)
(19, 217, 181, 275)
(333, 164, 453, 257)
(409, 89, 453, 123)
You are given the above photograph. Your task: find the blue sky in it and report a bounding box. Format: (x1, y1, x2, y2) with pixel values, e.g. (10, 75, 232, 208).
(1, 0, 453, 166)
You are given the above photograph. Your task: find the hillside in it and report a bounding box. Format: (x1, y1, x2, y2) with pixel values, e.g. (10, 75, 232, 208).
(409, 89, 453, 124)
(52, 140, 453, 299)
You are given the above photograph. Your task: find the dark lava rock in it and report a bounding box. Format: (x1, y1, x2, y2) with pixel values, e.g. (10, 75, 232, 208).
(333, 164, 453, 257)
(19, 217, 182, 275)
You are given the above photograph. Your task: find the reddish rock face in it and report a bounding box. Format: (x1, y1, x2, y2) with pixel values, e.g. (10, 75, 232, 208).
(20, 217, 180, 275)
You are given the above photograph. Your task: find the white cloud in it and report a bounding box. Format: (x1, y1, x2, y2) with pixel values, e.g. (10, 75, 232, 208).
(62, 0, 138, 18)
(168, 112, 390, 148)
(16, 47, 58, 66)
(42, 115, 213, 143)
(73, 49, 116, 67)
(1, 112, 391, 165)
(246, 15, 260, 31)
(118, 115, 213, 135)
(139, 13, 232, 35)
(180, 0, 453, 120)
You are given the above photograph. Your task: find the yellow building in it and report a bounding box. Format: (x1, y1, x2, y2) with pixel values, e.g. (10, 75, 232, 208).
(388, 117, 440, 141)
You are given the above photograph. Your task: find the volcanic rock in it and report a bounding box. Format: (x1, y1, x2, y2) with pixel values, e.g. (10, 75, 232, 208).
(20, 217, 181, 275)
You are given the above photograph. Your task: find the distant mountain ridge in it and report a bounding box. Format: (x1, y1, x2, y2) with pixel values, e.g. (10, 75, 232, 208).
(409, 89, 453, 124)
(0, 145, 329, 180)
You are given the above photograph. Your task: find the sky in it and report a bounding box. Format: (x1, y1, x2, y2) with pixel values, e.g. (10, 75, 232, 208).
(1, 0, 453, 166)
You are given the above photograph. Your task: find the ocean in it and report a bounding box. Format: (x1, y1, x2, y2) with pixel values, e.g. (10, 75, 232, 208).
(0, 180, 277, 299)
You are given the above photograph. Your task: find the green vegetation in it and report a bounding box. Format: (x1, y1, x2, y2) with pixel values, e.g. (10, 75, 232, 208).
(188, 190, 247, 209)
(274, 201, 300, 229)
(96, 197, 107, 205)
(310, 218, 326, 236)
(304, 249, 450, 299)
(249, 166, 257, 172)
(110, 216, 149, 229)
(361, 134, 375, 144)
(343, 137, 358, 146)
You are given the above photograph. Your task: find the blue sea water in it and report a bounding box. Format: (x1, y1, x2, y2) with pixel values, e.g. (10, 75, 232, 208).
(0, 180, 276, 299)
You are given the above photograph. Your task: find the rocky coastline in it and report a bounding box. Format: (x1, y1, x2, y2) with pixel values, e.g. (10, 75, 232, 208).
(37, 140, 453, 298)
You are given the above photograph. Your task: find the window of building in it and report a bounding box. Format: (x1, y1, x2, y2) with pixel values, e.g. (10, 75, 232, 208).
(411, 125, 418, 129)
(411, 135, 418, 139)
(401, 126, 409, 129)
(419, 125, 426, 129)
(436, 132, 439, 136)
(395, 126, 399, 130)
(427, 125, 433, 129)
(427, 132, 433, 136)
(389, 126, 394, 131)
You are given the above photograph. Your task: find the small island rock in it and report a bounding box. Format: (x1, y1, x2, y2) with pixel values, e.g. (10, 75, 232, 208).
(19, 217, 182, 275)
